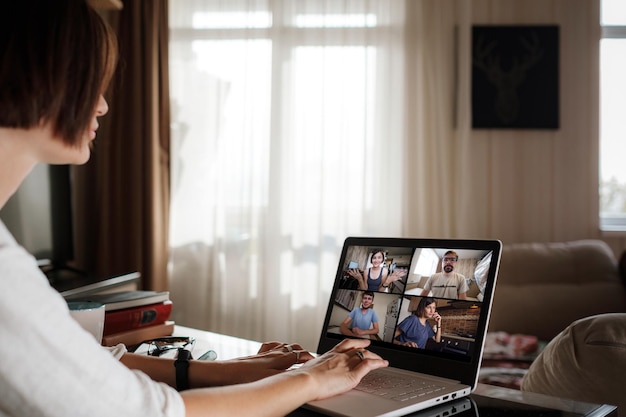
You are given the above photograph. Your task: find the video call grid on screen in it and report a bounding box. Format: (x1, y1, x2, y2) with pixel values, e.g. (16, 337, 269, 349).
(324, 244, 496, 363)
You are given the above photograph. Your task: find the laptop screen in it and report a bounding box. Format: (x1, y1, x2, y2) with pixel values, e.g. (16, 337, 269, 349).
(317, 237, 502, 387)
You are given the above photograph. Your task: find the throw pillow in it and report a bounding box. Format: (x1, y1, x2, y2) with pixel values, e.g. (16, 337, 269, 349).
(521, 313, 626, 414)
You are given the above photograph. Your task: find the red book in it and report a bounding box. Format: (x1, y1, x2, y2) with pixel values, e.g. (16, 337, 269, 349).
(102, 321, 175, 347)
(103, 300, 173, 336)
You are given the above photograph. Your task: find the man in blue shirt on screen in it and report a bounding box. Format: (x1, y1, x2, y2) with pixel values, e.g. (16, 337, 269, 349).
(340, 291, 379, 339)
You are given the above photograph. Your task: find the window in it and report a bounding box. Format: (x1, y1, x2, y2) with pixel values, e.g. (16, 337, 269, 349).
(600, 0, 626, 231)
(413, 248, 439, 277)
(168, 3, 391, 249)
(167, 1, 406, 340)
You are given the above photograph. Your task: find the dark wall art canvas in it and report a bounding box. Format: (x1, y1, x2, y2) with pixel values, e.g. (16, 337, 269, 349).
(472, 25, 559, 129)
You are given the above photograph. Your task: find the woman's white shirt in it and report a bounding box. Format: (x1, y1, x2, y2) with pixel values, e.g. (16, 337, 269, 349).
(0, 220, 185, 417)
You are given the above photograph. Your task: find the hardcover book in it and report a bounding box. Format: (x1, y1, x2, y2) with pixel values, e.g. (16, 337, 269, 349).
(66, 290, 170, 311)
(101, 321, 175, 347)
(103, 300, 173, 335)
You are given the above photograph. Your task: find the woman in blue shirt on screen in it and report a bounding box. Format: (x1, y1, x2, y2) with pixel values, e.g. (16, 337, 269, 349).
(394, 297, 442, 349)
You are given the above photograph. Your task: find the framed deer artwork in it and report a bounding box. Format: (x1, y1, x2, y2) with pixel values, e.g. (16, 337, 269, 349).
(471, 25, 559, 129)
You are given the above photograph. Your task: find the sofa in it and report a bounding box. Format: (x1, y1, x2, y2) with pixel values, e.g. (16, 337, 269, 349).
(487, 239, 626, 341)
(481, 239, 626, 413)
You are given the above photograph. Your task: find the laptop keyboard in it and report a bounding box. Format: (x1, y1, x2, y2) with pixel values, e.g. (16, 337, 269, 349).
(355, 370, 447, 402)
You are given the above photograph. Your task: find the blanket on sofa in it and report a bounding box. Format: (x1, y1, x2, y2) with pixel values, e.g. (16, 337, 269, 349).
(478, 332, 546, 389)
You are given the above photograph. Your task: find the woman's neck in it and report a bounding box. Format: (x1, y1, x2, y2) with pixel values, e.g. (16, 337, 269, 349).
(0, 128, 38, 208)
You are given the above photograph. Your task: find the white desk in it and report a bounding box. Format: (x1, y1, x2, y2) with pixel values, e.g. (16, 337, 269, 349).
(172, 325, 617, 417)
(173, 325, 262, 360)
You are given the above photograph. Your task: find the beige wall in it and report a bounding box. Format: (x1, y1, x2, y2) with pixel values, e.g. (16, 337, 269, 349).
(403, 0, 626, 259)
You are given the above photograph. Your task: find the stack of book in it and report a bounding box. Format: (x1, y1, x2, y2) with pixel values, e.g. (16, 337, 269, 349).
(66, 290, 174, 347)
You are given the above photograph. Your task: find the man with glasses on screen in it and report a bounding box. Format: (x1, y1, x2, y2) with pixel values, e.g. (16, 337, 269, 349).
(420, 251, 468, 300)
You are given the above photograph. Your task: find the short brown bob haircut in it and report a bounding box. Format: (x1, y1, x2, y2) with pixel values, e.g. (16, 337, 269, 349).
(0, 0, 118, 147)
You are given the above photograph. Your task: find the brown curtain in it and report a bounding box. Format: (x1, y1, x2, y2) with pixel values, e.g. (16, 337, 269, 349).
(73, 0, 170, 291)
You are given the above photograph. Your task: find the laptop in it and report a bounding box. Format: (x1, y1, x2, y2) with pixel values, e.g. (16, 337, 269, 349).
(305, 237, 502, 417)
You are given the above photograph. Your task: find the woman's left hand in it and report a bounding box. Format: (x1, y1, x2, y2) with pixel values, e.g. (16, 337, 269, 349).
(388, 269, 407, 283)
(256, 341, 314, 363)
(211, 342, 314, 385)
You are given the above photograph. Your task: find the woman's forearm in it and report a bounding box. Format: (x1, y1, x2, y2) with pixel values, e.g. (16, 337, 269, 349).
(121, 352, 224, 388)
(434, 325, 441, 343)
(121, 352, 294, 388)
(182, 371, 316, 417)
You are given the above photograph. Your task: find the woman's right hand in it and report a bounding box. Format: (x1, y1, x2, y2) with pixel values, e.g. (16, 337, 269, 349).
(346, 268, 362, 279)
(293, 338, 388, 401)
(347, 269, 367, 290)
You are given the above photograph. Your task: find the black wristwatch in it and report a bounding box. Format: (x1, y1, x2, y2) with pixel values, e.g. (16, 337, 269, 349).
(174, 348, 192, 391)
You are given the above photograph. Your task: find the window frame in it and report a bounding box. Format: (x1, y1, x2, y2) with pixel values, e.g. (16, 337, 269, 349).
(599, 24, 626, 232)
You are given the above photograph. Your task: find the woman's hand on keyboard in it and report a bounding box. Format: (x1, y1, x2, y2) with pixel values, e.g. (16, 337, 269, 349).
(294, 338, 389, 401)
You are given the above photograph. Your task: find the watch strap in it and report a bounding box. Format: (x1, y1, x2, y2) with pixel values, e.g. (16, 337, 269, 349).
(174, 348, 192, 391)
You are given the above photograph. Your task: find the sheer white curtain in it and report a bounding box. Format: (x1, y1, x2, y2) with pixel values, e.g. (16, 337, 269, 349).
(168, 0, 461, 349)
(168, 0, 614, 349)
(170, 0, 599, 349)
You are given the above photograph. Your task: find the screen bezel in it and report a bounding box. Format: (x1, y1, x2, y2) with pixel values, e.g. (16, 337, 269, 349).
(316, 236, 502, 388)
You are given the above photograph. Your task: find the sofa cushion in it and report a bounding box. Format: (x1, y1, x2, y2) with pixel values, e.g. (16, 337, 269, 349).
(521, 313, 626, 412)
(488, 240, 626, 341)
